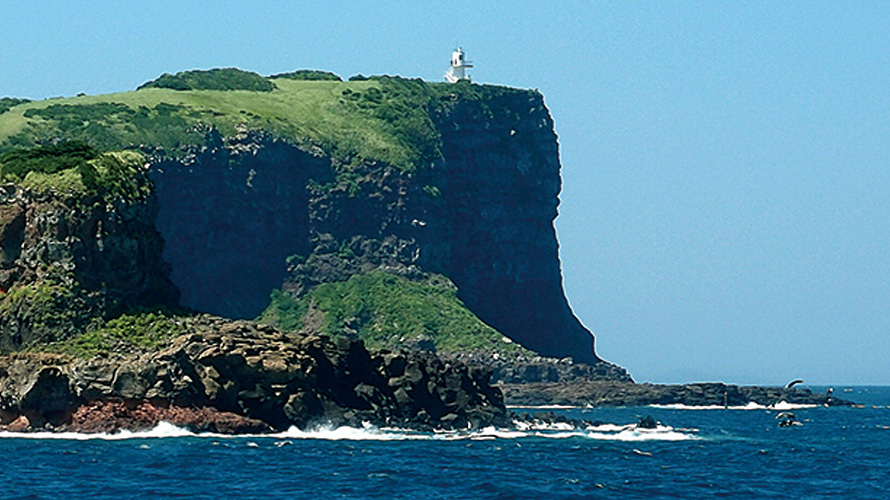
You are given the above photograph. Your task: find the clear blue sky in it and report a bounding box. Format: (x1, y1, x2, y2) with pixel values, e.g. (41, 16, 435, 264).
(3, 1, 888, 385)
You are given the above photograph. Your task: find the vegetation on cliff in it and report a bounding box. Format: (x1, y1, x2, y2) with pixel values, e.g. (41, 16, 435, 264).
(33, 308, 190, 358)
(259, 271, 531, 356)
(0, 70, 533, 171)
(270, 69, 342, 81)
(0, 141, 150, 199)
(0, 268, 80, 341)
(0, 140, 177, 353)
(137, 68, 277, 92)
(0, 98, 31, 115)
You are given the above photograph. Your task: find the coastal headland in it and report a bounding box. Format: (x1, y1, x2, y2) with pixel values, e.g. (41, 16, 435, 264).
(0, 69, 843, 433)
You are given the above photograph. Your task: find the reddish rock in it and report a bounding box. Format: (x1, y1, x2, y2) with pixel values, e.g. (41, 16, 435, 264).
(67, 400, 272, 434)
(4, 415, 30, 432)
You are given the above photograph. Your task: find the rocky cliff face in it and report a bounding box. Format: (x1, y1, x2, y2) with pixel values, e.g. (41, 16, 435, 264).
(430, 92, 598, 363)
(0, 183, 178, 350)
(147, 90, 604, 365)
(147, 130, 329, 319)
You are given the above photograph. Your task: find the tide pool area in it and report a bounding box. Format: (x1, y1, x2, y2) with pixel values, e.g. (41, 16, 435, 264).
(2, 386, 888, 499)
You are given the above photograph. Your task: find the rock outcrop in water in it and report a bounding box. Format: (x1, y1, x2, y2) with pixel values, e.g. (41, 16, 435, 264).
(0, 316, 507, 433)
(501, 381, 848, 408)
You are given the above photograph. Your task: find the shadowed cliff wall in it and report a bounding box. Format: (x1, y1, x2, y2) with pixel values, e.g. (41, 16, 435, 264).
(146, 91, 600, 365)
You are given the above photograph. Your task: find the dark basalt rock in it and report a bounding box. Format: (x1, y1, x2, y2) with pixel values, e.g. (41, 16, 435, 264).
(430, 93, 599, 364)
(0, 184, 178, 351)
(145, 92, 609, 366)
(0, 317, 509, 433)
(499, 381, 851, 408)
(443, 351, 634, 384)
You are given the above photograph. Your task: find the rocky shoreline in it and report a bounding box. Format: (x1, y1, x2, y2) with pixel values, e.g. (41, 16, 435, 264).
(0, 317, 508, 434)
(500, 380, 847, 408)
(0, 318, 851, 436)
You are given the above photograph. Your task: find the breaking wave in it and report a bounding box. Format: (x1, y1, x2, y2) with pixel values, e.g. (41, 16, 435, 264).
(0, 420, 699, 442)
(0, 421, 197, 441)
(272, 421, 698, 442)
(650, 401, 819, 411)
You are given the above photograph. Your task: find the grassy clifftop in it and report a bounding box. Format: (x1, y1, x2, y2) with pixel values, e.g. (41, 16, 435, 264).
(0, 69, 529, 171)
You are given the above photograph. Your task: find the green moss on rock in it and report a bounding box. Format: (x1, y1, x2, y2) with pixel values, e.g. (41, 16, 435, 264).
(33, 309, 191, 358)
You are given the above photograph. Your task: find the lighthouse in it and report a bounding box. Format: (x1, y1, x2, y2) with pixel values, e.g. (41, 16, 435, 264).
(445, 47, 473, 83)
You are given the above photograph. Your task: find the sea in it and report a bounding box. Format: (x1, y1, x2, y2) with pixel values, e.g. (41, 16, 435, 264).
(1, 386, 887, 499)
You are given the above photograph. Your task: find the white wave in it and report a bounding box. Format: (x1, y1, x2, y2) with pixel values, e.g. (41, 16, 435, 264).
(773, 401, 818, 410)
(0, 419, 699, 443)
(587, 428, 696, 442)
(513, 420, 575, 432)
(0, 421, 198, 441)
(506, 405, 580, 410)
(264, 420, 699, 442)
(274, 423, 429, 441)
(650, 401, 817, 411)
(585, 423, 634, 432)
(464, 426, 528, 440)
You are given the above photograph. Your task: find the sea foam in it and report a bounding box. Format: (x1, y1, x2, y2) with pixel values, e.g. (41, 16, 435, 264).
(650, 401, 818, 411)
(0, 421, 198, 441)
(0, 419, 699, 442)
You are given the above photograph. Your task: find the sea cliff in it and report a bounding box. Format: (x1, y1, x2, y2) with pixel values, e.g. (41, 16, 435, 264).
(0, 70, 633, 431)
(0, 69, 836, 433)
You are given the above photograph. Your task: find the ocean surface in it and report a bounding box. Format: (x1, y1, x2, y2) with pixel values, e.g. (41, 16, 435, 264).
(2, 386, 888, 499)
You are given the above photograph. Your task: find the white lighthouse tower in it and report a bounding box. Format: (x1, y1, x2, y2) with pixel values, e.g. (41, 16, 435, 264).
(445, 47, 473, 83)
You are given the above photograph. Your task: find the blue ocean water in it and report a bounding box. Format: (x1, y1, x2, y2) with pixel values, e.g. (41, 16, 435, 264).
(1, 386, 888, 499)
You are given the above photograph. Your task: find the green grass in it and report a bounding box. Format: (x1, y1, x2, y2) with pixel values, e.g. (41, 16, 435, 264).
(34, 309, 190, 358)
(0, 72, 531, 171)
(1, 143, 151, 199)
(259, 271, 531, 356)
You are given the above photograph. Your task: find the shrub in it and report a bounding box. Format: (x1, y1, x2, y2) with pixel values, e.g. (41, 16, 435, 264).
(0, 97, 30, 115)
(137, 68, 277, 92)
(271, 69, 342, 81)
(0, 141, 98, 181)
(40, 308, 190, 358)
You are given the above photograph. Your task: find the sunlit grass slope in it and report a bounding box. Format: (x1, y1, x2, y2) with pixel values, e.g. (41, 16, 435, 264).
(0, 70, 522, 171)
(260, 271, 531, 356)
